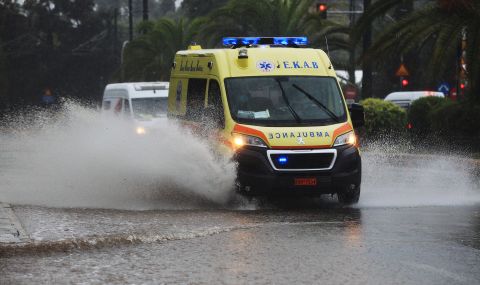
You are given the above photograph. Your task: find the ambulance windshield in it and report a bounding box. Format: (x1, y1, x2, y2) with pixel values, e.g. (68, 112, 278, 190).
(225, 76, 347, 126)
(131, 97, 168, 120)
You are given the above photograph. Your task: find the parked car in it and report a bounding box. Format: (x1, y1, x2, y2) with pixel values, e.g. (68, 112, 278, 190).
(384, 91, 444, 110)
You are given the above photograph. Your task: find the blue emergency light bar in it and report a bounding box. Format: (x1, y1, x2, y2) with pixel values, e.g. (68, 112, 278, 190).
(273, 37, 308, 46)
(222, 37, 308, 47)
(222, 37, 260, 46)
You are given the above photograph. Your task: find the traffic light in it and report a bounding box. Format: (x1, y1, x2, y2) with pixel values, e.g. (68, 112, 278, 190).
(401, 78, 409, 88)
(316, 3, 328, 19)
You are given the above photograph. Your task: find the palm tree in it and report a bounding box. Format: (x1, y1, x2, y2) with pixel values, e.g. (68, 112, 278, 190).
(122, 17, 205, 81)
(355, 0, 480, 101)
(200, 0, 350, 52)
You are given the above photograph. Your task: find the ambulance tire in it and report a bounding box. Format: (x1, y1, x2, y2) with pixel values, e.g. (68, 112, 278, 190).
(337, 186, 361, 205)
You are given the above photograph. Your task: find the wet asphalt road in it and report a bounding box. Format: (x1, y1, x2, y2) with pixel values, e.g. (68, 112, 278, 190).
(1, 146, 480, 284)
(1, 204, 480, 285)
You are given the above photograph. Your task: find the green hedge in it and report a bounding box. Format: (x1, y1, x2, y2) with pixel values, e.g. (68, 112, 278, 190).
(408, 96, 447, 135)
(430, 101, 480, 137)
(360, 98, 407, 137)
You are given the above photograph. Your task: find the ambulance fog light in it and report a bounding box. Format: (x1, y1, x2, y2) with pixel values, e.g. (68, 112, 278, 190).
(136, 126, 146, 135)
(333, 131, 356, 147)
(278, 156, 288, 165)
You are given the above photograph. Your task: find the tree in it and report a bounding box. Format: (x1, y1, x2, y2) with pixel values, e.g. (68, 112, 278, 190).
(199, 0, 350, 53)
(121, 17, 204, 81)
(179, 0, 229, 18)
(355, 0, 480, 101)
(369, 1, 479, 101)
(122, 0, 352, 84)
(0, 0, 116, 106)
(153, 0, 176, 18)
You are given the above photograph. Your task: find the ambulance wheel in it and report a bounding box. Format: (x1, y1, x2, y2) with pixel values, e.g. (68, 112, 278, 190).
(337, 185, 360, 205)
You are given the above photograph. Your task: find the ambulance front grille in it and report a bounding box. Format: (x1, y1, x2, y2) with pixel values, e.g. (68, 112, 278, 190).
(267, 149, 337, 171)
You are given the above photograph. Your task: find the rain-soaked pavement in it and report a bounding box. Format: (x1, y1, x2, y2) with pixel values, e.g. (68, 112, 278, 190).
(1, 204, 480, 284)
(1, 109, 480, 284)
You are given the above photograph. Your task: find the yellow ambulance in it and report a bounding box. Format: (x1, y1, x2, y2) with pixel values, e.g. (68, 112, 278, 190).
(168, 37, 365, 204)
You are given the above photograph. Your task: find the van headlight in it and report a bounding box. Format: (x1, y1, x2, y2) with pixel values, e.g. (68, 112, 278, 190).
(232, 133, 267, 148)
(136, 126, 146, 135)
(333, 131, 356, 147)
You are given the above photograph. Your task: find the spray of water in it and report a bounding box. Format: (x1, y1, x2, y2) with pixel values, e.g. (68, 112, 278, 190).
(0, 100, 237, 209)
(1, 101, 479, 210)
(359, 139, 480, 207)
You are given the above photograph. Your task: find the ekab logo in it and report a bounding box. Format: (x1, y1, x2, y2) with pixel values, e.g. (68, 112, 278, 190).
(257, 60, 274, 72)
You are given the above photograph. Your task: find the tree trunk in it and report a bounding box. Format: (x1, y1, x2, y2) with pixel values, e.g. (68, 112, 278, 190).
(143, 0, 149, 21)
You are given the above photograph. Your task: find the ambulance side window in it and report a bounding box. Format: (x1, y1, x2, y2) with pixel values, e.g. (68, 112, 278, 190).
(186, 78, 207, 121)
(206, 80, 224, 128)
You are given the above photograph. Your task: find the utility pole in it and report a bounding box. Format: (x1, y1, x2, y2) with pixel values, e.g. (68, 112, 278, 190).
(143, 0, 149, 21)
(348, 0, 356, 86)
(361, 0, 372, 98)
(128, 0, 133, 41)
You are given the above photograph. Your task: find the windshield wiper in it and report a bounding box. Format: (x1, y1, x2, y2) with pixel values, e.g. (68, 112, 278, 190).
(275, 79, 302, 123)
(292, 84, 340, 123)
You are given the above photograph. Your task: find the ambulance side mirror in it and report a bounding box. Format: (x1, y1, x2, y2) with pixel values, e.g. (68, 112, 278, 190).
(348, 103, 365, 129)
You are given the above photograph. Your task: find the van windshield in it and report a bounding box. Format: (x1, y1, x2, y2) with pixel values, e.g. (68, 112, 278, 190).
(131, 97, 168, 120)
(225, 76, 347, 126)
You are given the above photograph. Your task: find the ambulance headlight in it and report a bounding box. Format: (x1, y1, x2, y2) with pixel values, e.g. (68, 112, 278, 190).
(232, 133, 267, 148)
(136, 126, 146, 135)
(333, 131, 356, 147)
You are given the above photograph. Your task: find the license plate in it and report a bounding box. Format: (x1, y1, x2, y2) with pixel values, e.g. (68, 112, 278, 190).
(294, 178, 317, 186)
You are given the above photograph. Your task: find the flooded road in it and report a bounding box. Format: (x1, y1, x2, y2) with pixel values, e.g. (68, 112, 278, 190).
(1, 103, 480, 284)
(1, 205, 480, 284)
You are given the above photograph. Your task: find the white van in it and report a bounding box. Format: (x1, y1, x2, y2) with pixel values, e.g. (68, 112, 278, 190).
(102, 82, 169, 134)
(384, 91, 444, 109)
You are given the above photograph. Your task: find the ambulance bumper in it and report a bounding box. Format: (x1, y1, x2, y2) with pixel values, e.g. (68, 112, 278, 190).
(234, 145, 361, 196)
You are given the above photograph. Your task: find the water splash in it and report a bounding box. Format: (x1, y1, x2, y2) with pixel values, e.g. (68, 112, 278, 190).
(0, 100, 237, 210)
(1, 101, 479, 210)
(359, 140, 480, 208)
